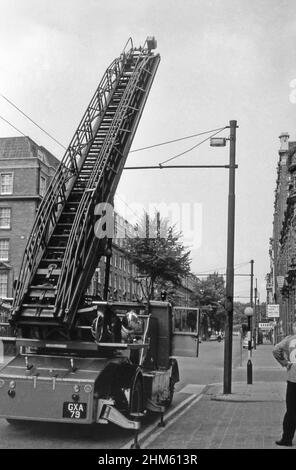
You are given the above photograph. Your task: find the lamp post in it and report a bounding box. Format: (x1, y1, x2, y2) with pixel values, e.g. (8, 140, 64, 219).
(124, 119, 238, 394)
(244, 306, 254, 384)
(210, 120, 238, 394)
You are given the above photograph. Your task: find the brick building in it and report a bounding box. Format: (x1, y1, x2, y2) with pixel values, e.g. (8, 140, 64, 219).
(268, 132, 296, 338)
(90, 212, 142, 302)
(0, 136, 59, 297)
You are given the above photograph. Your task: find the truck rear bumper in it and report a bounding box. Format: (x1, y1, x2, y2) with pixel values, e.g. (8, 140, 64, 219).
(0, 355, 106, 424)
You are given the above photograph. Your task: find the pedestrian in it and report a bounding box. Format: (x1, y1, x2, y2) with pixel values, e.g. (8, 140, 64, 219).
(272, 320, 296, 447)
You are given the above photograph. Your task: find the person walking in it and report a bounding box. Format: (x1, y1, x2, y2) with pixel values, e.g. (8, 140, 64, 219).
(272, 320, 296, 447)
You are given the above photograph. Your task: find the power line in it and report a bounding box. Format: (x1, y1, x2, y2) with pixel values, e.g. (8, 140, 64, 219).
(194, 261, 250, 275)
(130, 127, 226, 153)
(0, 114, 27, 137)
(159, 127, 227, 165)
(114, 193, 141, 222)
(1, 94, 67, 150)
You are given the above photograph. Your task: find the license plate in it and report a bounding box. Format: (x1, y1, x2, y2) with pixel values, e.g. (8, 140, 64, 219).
(63, 402, 87, 419)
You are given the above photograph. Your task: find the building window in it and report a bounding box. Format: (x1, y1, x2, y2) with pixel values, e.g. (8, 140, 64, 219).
(0, 208, 11, 229)
(0, 272, 8, 298)
(0, 173, 13, 195)
(0, 240, 9, 261)
(114, 254, 117, 268)
(119, 257, 122, 270)
(40, 176, 47, 197)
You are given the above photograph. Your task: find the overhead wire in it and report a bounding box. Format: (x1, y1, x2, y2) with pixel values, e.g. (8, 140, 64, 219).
(130, 127, 227, 153)
(194, 261, 251, 275)
(114, 193, 141, 223)
(0, 95, 240, 258)
(0, 94, 67, 150)
(0, 114, 27, 137)
(159, 127, 227, 165)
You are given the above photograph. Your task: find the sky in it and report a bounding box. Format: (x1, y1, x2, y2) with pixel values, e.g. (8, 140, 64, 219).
(0, 0, 296, 303)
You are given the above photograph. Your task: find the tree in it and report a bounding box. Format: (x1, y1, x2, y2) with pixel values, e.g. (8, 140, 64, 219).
(124, 212, 191, 301)
(191, 273, 226, 335)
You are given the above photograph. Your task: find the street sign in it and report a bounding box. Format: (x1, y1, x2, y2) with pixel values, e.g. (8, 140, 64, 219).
(258, 322, 273, 330)
(267, 304, 280, 318)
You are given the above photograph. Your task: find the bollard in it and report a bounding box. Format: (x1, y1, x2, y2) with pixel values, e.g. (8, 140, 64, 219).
(247, 359, 253, 384)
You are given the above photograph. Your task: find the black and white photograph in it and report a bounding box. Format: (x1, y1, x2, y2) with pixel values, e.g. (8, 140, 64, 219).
(0, 0, 296, 458)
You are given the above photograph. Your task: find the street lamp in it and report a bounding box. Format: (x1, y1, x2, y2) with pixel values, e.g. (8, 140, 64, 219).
(244, 306, 254, 384)
(124, 119, 238, 394)
(211, 120, 238, 394)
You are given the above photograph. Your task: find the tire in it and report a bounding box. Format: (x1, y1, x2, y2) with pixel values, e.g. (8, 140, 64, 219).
(163, 377, 175, 408)
(129, 378, 144, 415)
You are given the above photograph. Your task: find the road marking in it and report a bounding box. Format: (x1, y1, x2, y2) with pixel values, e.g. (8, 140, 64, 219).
(141, 394, 204, 449)
(121, 392, 202, 450)
(178, 384, 206, 394)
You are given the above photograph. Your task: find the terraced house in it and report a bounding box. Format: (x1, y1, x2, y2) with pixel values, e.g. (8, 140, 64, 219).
(268, 132, 296, 339)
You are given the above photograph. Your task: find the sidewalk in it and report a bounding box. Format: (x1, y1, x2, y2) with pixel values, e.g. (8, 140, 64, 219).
(143, 344, 291, 449)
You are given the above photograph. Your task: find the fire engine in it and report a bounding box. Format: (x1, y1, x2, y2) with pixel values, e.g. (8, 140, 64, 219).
(0, 38, 200, 448)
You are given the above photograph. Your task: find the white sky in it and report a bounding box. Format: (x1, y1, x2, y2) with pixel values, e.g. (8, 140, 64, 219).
(1, 0, 296, 302)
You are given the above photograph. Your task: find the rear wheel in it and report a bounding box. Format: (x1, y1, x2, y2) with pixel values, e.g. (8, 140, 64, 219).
(129, 377, 144, 450)
(129, 378, 143, 415)
(163, 377, 175, 408)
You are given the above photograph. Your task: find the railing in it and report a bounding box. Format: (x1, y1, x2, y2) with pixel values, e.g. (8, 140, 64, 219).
(56, 47, 158, 322)
(12, 49, 131, 318)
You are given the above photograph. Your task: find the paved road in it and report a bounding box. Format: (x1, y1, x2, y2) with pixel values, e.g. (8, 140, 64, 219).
(0, 337, 251, 449)
(175, 335, 244, 391)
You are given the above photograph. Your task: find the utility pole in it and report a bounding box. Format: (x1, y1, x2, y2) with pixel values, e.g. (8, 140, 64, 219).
(250, 259, 254, 353)
(223, 119, 237, 394)
(254, 278, 257, 349)
(246, 259, 254, 384)
(250, 260, 254, 308)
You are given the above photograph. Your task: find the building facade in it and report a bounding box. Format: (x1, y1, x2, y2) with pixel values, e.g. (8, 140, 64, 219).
(89, 212, 142, 302)
(268, 132, 296, 338)
(0, 137, 59, 298)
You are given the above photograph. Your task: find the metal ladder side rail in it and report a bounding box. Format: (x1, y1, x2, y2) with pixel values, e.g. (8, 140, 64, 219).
(12, 169, 71, 315)
(80, 55, 149, 199)
(57, 53, 154, 283)
(11, 53, 132, 319)
(70, 43, 137, 157)
(56, 53, 158, 318)
(54, 58, 139, 308)
(25, 58, 129, 307)
(24, 50, 142, 308)
(51, 61, 134, 302)
(55, 56, 142, 311)
(27, 54, 134, 316)
(85, 50, 157, 191)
